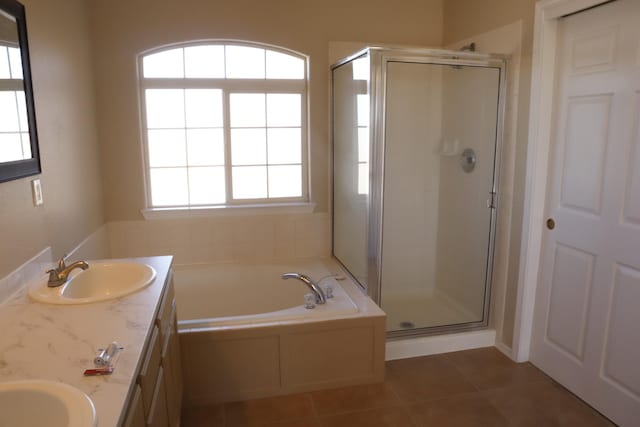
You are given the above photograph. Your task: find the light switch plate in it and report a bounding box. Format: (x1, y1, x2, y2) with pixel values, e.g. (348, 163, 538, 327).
(31, 178, 43, 206)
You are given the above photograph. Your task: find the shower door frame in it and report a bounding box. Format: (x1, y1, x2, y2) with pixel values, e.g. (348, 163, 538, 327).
(366, 47, 510, 338)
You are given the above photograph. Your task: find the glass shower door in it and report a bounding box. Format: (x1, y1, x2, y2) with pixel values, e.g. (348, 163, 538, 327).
(380, 60, 501, 333)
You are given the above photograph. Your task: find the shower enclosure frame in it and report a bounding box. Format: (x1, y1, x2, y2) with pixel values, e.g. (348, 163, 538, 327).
(331, 47, 509, 338)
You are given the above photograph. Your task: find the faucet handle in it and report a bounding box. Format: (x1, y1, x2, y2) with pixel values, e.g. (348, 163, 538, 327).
(57, 254, 69, 271)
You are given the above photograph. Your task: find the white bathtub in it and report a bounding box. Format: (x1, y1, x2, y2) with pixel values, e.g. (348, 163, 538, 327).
(173, 259, 359, 330)
(174, 257, 385, 405)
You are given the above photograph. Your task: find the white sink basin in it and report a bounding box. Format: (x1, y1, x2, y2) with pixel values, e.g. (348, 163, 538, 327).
(29, 262, 156, 304)
(0, 380, 96, 427)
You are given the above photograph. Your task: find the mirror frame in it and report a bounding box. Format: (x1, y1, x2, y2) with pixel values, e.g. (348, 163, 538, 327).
(0, 0, 40, 183)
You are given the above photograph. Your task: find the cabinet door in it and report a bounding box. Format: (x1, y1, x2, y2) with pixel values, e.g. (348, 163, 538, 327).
(138, 326, 161, 418)
(162, 304, 180, 426)
(122, 385, 145, 427)
(147, 367, 169, 427)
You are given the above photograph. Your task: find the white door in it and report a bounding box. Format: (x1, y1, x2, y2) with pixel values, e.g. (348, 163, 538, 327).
(531, 0, 640, 426)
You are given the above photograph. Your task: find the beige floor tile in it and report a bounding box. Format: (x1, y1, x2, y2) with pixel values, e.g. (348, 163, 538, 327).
(386, 354, 477, 402)
(407, 392, 509, 427)
(445, 347, 549, 390)
(319, 406, 416, 427)
(482, 380, 615, 427)
(225, 393, 315, 427)
(181, 404, 225, 427)
(310, 383, 401, 416)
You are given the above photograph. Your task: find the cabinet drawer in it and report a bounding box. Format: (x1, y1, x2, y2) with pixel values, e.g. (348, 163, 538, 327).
(122, 385, 145, 427)
(138, 325, 161, 418)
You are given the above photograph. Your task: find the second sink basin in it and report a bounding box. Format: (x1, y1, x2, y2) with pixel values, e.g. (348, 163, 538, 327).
(0, 380, 97, 427)
(29, 261, 156, 304)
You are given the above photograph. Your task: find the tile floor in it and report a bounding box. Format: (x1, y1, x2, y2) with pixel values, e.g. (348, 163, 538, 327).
(181, 347, 615, 427)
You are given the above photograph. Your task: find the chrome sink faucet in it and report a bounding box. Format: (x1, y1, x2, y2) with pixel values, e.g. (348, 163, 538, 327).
(281, 272, 326, 304)
(46, 254, 89, 287)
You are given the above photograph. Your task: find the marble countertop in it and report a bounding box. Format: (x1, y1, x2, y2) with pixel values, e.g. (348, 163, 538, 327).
(0, 255, 173, 427)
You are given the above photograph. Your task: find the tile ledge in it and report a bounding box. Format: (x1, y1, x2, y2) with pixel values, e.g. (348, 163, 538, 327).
(141, 202, 316, 219)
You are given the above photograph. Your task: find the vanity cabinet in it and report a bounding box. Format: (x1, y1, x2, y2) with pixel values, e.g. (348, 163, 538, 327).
(121, 270, 182, 427)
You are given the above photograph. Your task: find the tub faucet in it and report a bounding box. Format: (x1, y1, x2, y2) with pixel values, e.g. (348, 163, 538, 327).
(281, 272, 326, 304)
(46, 255, 89, 287)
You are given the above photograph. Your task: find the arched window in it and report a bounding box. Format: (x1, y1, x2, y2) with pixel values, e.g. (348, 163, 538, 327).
(139, 41, 308, 208)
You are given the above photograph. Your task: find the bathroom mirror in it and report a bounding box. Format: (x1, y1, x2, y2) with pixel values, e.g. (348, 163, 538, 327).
(0, 0, 40, 183)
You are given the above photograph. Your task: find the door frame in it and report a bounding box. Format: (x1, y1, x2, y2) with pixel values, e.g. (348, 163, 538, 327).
(512, 0, 612, 362)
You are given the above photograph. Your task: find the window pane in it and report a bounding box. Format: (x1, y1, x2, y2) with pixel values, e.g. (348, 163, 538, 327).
(143, 48, 184, 78)
(0, 47, 10, 79)
(357, 127, 369, 163)
(231, 128, 266, 165)
(225, 45, 265, 79)
(268, 165, 302, 198)
(0, 92, 19, 132)
(266, 94, 301, 127)
(230, 93, 265, 127)
(145, 89, 185, 129)
(147, 129, 186, 167)
(150, 168, 189, 206)
(187, 129, 224, 166)
(0, 133, 23, 162)
(352, 56, 369, 81)
(21, 133, 31, 159)
(185, 89, 223, 128)
(8, 47, 22, 79)
(356, 94, 369, 127)
(232, 166, 267, 199)
(358, 163, 369, 195)
(16, 91, 28, 131)
(188, 167, 226, 204)
(266, 50, 304, 79)
(185, 45, 225, 78)
(267, 128, 301, 164)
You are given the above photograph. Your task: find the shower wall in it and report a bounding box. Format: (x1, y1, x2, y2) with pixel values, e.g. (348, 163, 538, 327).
(380, 62, 442, 301)
(435, 67, 500, 319)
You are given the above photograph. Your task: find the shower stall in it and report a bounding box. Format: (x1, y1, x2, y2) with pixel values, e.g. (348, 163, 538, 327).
(331, 47, 507, 337)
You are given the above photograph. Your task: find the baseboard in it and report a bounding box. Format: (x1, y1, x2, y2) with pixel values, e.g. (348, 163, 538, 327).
(495, 340, 515, 361)
(385, 329, 496, 360)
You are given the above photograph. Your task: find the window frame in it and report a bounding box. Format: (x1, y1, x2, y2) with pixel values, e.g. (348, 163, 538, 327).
(138, 40, 310, 211)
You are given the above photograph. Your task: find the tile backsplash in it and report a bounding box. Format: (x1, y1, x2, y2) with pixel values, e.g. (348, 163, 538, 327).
(108, 212, 331, 265)
(0, 247, 52, 304)
(0, 212, 331, 303)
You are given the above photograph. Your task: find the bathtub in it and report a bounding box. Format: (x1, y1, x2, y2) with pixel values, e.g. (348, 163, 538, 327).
(174, 259, 358, 329)
(173, 258, 386, 405)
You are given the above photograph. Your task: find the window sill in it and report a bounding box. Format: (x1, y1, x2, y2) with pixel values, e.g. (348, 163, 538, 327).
(141, 202, 316, 220)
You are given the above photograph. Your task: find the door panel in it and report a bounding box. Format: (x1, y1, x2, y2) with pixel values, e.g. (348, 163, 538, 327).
(545, 243, 595, 362)
(601, 264, 640, 399)
(532, 1, 640, 425)
(623, 93, 640, 225)
(560, 94, 611, 214)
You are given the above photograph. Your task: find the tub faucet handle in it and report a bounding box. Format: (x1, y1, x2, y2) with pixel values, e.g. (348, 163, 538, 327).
(282, 272, 326, 304)
(323, 284, 334, 299)
(304, 293, 316, 309)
